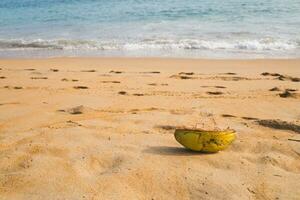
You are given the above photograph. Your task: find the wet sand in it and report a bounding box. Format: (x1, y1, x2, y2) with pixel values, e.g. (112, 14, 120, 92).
(0, 58, 300, 200)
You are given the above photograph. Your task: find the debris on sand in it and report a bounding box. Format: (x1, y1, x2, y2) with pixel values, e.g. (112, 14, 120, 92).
(256, 119, 300, 133)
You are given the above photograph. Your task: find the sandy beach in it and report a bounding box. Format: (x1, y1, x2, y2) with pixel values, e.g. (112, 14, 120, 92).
(0, 58, 299, 200)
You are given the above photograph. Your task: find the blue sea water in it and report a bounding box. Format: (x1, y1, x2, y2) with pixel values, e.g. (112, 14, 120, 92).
(0, 0, 299, 58)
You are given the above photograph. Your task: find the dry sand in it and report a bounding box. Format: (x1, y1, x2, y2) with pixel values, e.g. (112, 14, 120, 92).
(0, 58, 300, 200)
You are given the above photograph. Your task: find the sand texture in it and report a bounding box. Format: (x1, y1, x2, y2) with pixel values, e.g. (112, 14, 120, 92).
(0, 58, 300, 200)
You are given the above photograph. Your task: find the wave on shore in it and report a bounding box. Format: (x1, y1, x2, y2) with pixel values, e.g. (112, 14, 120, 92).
(0, 38, 299, 58)
(0, 38, 298, 51)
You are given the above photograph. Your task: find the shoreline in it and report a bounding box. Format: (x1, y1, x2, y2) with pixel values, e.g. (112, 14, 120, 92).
(1, 56, 300, 60)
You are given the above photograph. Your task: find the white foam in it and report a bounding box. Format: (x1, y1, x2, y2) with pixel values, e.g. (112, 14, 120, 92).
(0, 37, 299, 58)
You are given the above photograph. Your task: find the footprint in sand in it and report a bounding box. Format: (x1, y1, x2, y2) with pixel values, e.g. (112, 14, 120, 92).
(215, 86, 226, 89)
(81, 69, 96, 72)
(154, 125, 177, 131)
(148, 83, 168, 86)
(207, 91, 223, 95)
(140, 71, 160, 74)
(242, 117, 258, 121)
(13, 86, 23, 89)
(73, 86, 89, 89)
(118, 91, 127, 95)
(133, 93, 144, 96)
(269, 87, 281, 91)
(176, 75, 194, 79)
(31, 77, 48, 80)
(221, 114, 236, 118)
(261, 72, 300, 82)
(179, 72, 195, 75)
(57, 105, 91, 115)
(0, 76, 6, 79)
(102, 81, 121, 84)
(202, 86, 226, 89)
(62, 78, 79, 82)
(50, 68, 59, 72)
(286, 89, 298, 92)
(278, 89, 297, 98)
(109, 70, 123, 74)
(219, 72, 237, 75)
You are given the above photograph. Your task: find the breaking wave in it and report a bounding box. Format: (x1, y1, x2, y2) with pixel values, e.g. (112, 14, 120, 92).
(0, 38, 298, 52)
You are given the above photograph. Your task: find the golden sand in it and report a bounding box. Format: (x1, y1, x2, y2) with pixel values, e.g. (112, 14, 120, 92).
(0, 58, 300, 199)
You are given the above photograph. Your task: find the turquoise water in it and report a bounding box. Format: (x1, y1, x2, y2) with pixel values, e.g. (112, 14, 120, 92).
(0, 0, 299, 58)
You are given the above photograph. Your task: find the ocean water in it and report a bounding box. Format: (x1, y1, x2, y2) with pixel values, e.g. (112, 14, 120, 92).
(0, 0, 299, 58)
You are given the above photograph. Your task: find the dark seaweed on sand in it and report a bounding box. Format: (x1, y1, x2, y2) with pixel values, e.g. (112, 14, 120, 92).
(256, 119, 300, 134)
